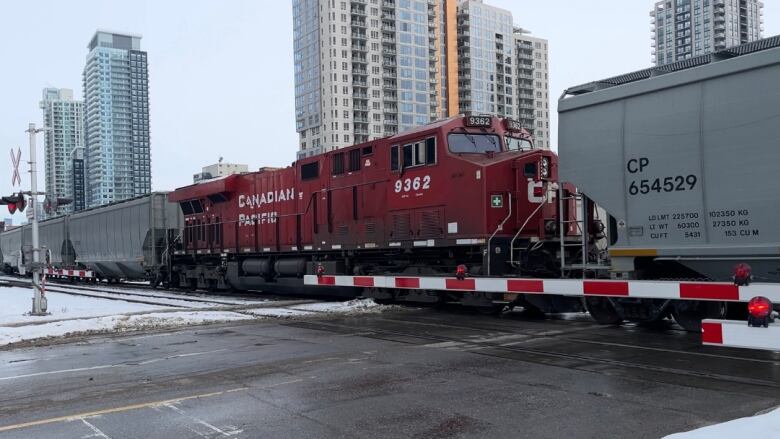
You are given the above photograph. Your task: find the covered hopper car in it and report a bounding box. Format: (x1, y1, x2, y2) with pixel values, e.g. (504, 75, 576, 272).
(0, 193, 183, 282)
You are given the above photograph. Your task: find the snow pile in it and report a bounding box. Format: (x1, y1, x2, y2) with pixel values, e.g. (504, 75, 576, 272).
(291, 298, 395, 314)
(664, 407, 780, 439)
(0, 311, 252, 347)
(243, 308, 317, 318)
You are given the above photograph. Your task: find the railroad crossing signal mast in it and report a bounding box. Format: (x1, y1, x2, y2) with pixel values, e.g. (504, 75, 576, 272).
(25, 123, 48, 315)
(4, 126, 74, 316)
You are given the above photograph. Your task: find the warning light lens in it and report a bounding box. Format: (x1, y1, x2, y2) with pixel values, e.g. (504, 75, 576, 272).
(748, 296, 772, 319)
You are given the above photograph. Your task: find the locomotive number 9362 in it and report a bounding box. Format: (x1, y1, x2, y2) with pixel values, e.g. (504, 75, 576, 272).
(394, 175, 432, 193)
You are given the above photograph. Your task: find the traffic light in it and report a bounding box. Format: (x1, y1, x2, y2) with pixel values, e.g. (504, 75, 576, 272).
(0, 194, 26, 214)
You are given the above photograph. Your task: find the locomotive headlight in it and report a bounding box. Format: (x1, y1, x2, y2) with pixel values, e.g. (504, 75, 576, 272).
(540, 157, 550, 179)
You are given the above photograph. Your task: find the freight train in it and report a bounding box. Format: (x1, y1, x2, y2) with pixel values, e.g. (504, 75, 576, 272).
(4, 37, 780, 336)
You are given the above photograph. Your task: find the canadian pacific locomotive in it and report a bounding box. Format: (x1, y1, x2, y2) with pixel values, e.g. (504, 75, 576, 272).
(168, 115, 587, 310)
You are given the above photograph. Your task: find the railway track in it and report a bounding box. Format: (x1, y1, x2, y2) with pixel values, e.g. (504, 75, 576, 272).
(0, 278, 266, 308)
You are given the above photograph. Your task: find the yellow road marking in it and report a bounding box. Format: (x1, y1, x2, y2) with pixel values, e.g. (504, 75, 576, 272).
(0, 387, 248, 433)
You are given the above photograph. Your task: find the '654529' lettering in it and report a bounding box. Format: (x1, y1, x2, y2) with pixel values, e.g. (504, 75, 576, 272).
(394, 175, 431, 193)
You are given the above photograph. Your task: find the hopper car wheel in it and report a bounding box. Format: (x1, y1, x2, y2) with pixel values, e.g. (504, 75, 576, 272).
(585, 297, 623, 325)
(671, 300, 727, 333)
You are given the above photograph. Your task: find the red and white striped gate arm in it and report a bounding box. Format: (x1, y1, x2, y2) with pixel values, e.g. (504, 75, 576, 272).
(303, 275, 780, 303)
(43, 268, 94, 278)
(702, 320, 780, 351)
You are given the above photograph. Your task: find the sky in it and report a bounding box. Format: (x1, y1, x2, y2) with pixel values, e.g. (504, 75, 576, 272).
(0, 0, 778, 224)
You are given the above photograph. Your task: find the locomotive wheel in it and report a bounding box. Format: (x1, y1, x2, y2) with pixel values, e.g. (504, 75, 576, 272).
(585, 297, 623, 325)
(671, 300, 727, 333)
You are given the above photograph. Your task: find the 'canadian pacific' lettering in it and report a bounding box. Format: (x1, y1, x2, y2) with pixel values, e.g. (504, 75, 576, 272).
(238, 189, 298, 208)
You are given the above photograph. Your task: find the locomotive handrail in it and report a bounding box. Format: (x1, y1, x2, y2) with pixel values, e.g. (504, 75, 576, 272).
(486, 191, 512, 276)
(509, 182, 548, 270)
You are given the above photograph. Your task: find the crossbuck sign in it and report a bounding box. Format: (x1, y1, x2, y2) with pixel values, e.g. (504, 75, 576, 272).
(10, 148, 21, 187)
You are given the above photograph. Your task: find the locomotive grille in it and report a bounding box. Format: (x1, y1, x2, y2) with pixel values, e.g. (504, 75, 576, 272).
(391, 212, 411, 239)
(418, 209, 442, 238)
(337, 224, 349, 237)
(365, 220, 376, 236)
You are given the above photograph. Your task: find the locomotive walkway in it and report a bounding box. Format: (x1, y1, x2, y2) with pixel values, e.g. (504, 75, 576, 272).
(0, 307, 777, 438)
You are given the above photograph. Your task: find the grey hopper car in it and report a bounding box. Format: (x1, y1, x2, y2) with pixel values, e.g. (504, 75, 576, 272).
(559, 37, 780, 282)
(0, 226, 22, 273)
(0, 193, 183, 281)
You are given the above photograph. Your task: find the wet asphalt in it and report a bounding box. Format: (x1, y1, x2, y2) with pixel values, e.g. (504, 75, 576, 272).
(0, 308, 778, 439)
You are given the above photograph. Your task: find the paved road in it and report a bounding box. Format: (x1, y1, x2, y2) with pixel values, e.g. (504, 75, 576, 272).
(0, 308, 778, 438)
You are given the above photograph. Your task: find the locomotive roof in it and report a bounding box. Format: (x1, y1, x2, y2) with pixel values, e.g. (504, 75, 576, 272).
(563, 35, 780, 97)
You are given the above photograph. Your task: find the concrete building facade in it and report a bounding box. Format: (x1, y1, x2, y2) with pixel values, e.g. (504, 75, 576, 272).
(83, 30, 151, 207)
(293, 0, 550, 157)
(193, 162, 249, 183)
(40, 88, 85, 215)
(651, 0, 764, 65)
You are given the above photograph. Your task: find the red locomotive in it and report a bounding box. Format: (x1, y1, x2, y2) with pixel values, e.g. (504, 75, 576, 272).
(169, 115, 584, 305)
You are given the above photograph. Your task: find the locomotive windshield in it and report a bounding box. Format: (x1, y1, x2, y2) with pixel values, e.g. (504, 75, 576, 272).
(505, 136, 533, 151)
(447, 133, 501, 154)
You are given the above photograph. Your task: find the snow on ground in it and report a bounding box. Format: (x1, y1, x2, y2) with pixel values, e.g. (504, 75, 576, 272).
(0, 286, 167, 325)
(0, 282, 399, 347)
(0, 311, 253, 346)
(290, 298, 392, 314)
(243, 308, 317, 318)
(664, 408, 780, 439)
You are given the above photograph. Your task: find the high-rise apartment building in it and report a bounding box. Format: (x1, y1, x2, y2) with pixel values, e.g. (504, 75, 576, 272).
(40, 88, 85, 215)
(456, 1, 516, 118)
(83, 30, 151, 207)
(651, 0, 764, 65)
(514, 31, 550, 149)
(292, 0, 550, 157)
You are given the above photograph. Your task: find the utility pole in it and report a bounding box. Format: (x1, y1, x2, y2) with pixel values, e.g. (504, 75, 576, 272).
(26, 123, 48, 316)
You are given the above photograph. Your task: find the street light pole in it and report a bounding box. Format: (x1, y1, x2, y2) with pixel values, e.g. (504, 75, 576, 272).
(26, 123, 47, 315)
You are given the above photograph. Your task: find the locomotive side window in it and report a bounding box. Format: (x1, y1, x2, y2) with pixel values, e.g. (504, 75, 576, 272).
(402, 144, 414, 168)
(425, 138, 436, 164)
(332, 152, 345, 175)
(448, 133, 501, 154)
(362, 146, 373, 156)
(301, 162, 319, 180)
(348, 149, 361, 172)
(390, 145, 399, 171)
(402, 138, 435, 168)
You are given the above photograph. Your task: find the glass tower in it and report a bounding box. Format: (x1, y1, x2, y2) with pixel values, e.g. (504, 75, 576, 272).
(83, 31, 151, 207)
(40, 88, 84, 215)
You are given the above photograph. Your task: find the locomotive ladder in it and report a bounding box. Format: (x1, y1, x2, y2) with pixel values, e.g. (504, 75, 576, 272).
(557, 188, 607, 278)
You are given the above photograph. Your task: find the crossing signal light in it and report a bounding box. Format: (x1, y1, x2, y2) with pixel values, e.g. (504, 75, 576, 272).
(1, 194, 25, 214)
